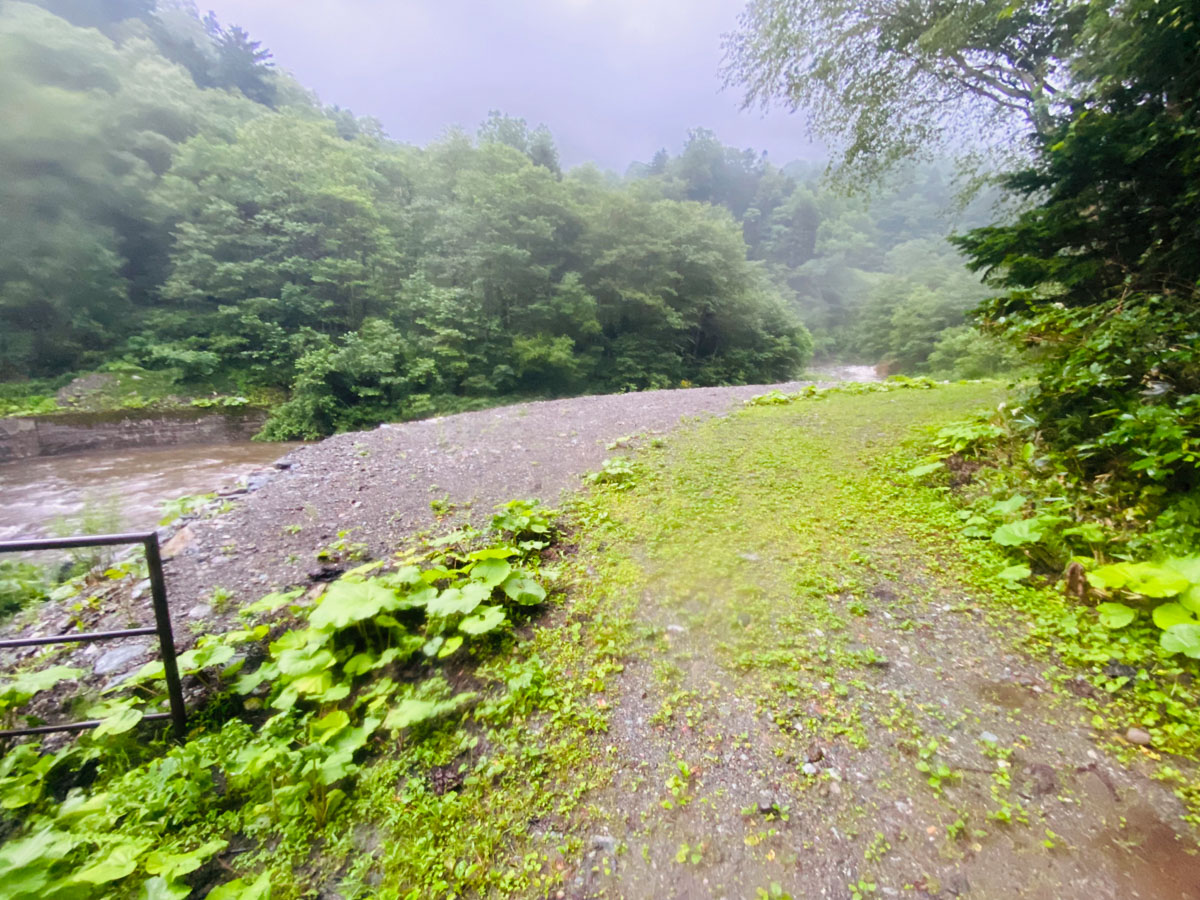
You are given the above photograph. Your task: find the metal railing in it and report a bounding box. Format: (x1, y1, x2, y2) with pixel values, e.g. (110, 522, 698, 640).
(0, 532, 186, 741)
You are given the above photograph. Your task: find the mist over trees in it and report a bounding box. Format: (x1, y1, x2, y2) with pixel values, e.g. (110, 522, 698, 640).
(627, 129, 1015, 375)
(0, 0, 1008, 438)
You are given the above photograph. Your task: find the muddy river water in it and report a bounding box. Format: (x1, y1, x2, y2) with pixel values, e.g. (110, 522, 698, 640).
(0, 442, 300, 543)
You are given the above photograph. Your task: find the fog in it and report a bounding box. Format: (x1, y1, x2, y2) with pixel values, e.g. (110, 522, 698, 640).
(204, 0, 822, 169)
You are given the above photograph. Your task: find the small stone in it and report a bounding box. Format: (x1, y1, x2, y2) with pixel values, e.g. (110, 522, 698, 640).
(806, 744, 824, 763)
(980, 731, 999, 744)
(757, 793, 777, 814)
(802, 762, 819, 776)
(666, 624, 686, 634)
(94, 643, 150, 675)
(1104, 661, 1138, 681)
(1026, 763, 1058, 796)
(187, 603, 213, 620)
(590, 834, 616, 855)
(308, 563, 344, 583)
(1126, 727, 1152, 746)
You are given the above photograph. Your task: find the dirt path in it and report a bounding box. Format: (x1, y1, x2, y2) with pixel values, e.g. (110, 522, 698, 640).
(565, 384, 1200, 900)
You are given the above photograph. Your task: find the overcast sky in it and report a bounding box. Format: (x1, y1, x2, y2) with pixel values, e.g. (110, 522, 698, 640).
(204, 0, 821, 171)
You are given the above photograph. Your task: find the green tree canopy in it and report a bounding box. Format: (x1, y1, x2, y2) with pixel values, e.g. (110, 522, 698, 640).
(723, 0, 1088, 182)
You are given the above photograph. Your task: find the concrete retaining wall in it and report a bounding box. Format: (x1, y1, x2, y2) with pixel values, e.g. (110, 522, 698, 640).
(0, 408, 268, 463)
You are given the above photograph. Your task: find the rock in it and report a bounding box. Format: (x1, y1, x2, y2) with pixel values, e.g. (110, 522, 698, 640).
(738, 552, 761, 562)
(806, 744, 824, 763)
(1025, 763, 1058, 796)
(980, 731, 999, 744)
(590, 834, 616, 855)
(665, 624, 686, 634)
(161, 526, 196, 559)
(1104, 661, 1138, 681)
(1126, 727, 1152, 746)
(757, 793, 778, 814)
(55, 373, 117, 405)
(246, 472, 273, 491)
(187, 603, 213, 620)
(737, 611, 752, 627)
(94, 642, 150, 676)
(802, 762, 819, 776)
(308, 563, 344, 582)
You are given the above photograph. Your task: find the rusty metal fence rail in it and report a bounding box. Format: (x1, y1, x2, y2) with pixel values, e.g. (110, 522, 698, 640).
(0, 531, 186, 741)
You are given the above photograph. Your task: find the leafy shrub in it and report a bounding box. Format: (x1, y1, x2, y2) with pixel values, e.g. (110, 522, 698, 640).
(0, 499, 559, 897)
(584, 457, 636, 489)
(0, 561, 49, 620)
(1086, 558, 1200, 660)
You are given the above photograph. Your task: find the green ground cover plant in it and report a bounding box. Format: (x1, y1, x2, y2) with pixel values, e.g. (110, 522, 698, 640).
(0, 499, 625, 899)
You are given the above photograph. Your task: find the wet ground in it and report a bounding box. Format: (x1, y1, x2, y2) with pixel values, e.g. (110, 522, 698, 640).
(0, 442, 299, 542)
(565, 385, 1200, 900)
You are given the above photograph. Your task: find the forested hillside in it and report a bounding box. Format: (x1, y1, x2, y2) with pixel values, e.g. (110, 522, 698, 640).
(627, 135, 1017, 374)
(0, 0, 1008, 439)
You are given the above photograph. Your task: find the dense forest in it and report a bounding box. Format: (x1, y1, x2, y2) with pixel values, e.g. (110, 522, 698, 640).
(0, 0, 1010, 438)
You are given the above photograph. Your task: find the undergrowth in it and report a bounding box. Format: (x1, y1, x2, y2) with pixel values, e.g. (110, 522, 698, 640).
(0, 498, 627, 898)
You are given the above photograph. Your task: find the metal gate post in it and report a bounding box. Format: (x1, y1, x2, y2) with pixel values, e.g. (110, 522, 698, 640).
(142, 533, 187, 742)
(0, 531, 187, 742)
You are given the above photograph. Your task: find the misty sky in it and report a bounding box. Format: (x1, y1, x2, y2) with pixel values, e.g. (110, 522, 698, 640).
(204, 0, 821, 171)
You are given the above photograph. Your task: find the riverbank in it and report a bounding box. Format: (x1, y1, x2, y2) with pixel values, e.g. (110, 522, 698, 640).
(0, 406, 268, 463)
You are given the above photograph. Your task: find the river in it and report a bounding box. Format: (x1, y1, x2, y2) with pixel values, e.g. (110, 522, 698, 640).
(0, 442, 300, 543)
(809, 363, 881, 383)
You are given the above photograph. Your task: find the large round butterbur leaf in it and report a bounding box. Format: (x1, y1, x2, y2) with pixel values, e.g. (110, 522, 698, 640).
(996, 564, 1031, 582)
(206, 870, 271, 900)
(427, 582, 491, 617)
(470, 558, 511, 588)
(459, 605, 507, 635)
(1152, 602, 1198, 630)
(0, 666, 85, 702)
(502, 572, 546, 605)
(1096, 602, 1136, 629)
(71, 838, 151, 884)
(1164, 557, 1200, 613)
(308, 580, 401, 631)
(1180, 585, 1200, 615)
(1161, 624, 1200, 659)
(1086, 562, 1189, 598)
(383, 692, 473, 732)
(991, 517, 1048, 547)
(906, 461, 943, 478)
(93, 704, 144, 737)
(988, 494, 1027, 516)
